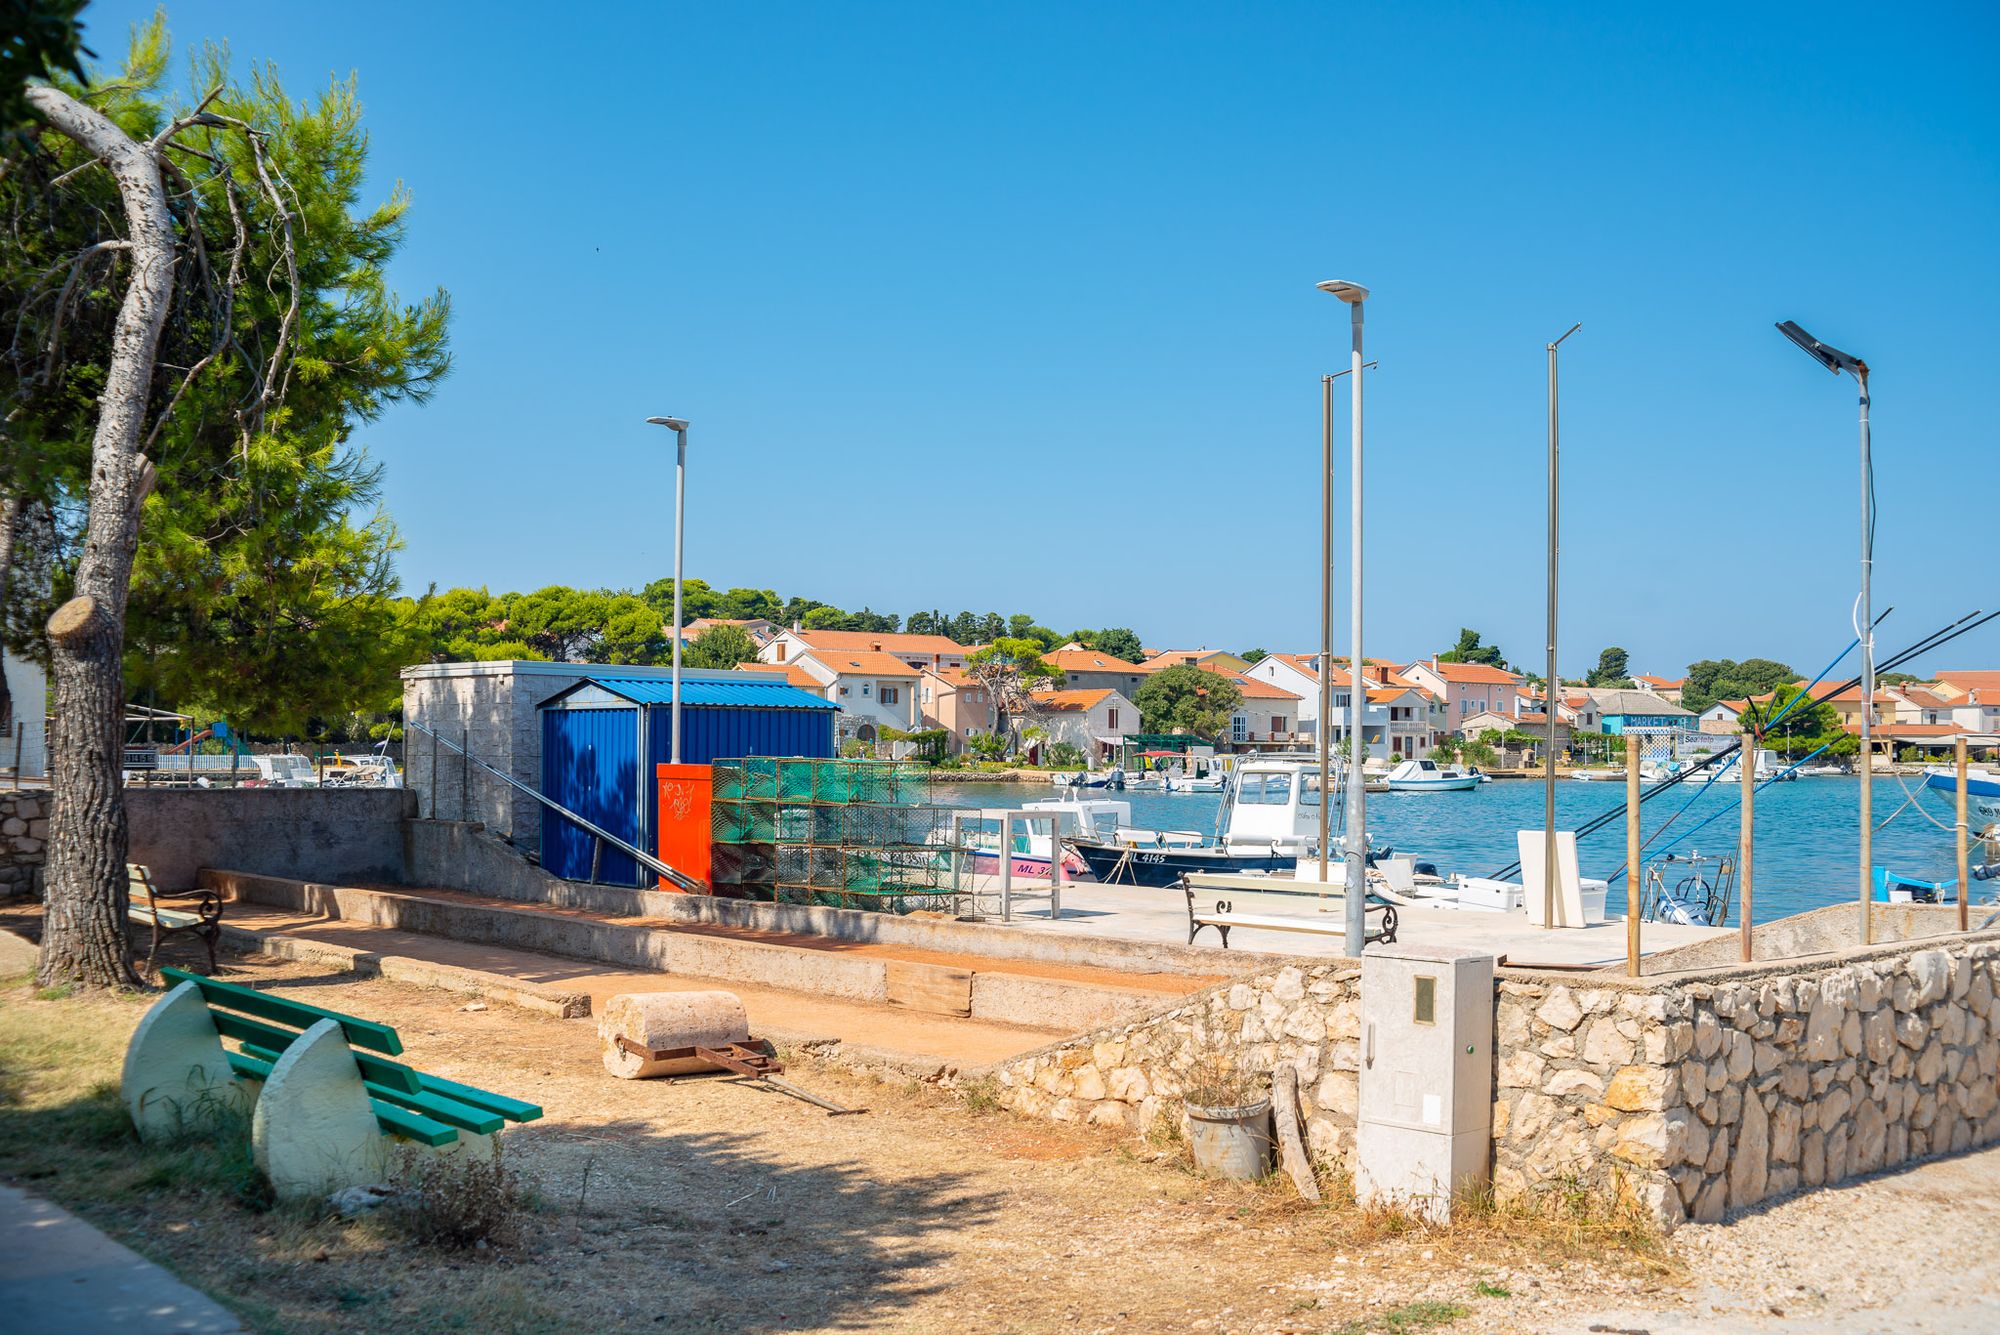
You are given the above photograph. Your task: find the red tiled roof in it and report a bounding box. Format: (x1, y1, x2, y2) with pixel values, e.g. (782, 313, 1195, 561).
(1411, 660, 1521, 685)
(1044, 649, 1144, 673)
(1029, 688, 1115, 712)
(797, 649, 920, 678)
(1634, 674, 1686, 688)
(791, 629, 964, 656)
(732, 662, 824, 691)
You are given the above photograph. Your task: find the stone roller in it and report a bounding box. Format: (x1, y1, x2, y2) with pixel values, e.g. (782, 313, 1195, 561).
(600, 991, 751, 1079)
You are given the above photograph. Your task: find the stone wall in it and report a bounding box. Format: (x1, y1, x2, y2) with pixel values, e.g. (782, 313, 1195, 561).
(991, 961, 1365, 1165)
(988, 932, 2000, 1230)
(0, 787, 49, 897)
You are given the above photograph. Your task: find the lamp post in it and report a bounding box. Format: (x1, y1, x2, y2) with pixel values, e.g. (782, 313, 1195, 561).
(645, 415, 691, 764)
(1318, 279, 1369, 957)
(1775, 321, 1873, 943)
(1318, 360, 1376, 897)
(1544, 323, 1581, 929)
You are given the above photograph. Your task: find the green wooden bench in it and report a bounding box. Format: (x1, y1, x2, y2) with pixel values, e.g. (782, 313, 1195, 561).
(156, 966, 542, 1146)
(127, 864, 223, 974)
(125, 967, 541, 1197)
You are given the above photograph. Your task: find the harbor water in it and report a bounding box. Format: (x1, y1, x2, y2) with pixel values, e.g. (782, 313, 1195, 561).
(928, 774, 1985, 924)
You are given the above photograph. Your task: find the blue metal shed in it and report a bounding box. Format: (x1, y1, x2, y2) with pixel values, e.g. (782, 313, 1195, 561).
(538, 676, 836, 884)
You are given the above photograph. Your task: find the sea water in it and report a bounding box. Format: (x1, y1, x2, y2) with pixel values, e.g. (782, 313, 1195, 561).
(928, 774, 1985, 924)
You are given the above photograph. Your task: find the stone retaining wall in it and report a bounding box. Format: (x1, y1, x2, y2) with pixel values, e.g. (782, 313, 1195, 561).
(988, 932, 2000, 1229)
(992, 962, 1365, 1166)
(1511, 936, 2000, 1227)
(0, 787, 49, 898)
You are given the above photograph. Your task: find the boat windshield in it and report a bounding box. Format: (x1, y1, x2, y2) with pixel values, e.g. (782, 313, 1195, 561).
(1236, 772, 1293, 805)
(1300, 773, 1322, 806)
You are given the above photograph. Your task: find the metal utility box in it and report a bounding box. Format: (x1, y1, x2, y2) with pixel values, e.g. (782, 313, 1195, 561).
(1356, 944, 1495, 1223)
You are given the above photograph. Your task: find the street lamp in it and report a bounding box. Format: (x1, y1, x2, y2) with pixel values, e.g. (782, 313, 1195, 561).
(1544, 322, 1580, 930)
(645, 415, 691, 764)
(1775, 319, 1874, 941)
(1318, 278, 1369, 957)
(1319, 360, 1376, 899)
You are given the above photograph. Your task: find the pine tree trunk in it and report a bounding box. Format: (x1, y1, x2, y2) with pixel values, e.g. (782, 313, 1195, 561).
(26, 86, 178, 990)
(40, 596, 137, 986)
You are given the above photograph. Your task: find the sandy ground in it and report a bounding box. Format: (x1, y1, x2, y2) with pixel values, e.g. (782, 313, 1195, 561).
(4, 932, 1998, 1333)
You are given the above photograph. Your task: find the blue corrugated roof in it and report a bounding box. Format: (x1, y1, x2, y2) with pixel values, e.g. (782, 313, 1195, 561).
(547, 675, 836, 711)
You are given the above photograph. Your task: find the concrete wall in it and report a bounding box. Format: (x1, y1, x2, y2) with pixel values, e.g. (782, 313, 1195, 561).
(128, 788, 409, 891)
(0, 787, 48, 897)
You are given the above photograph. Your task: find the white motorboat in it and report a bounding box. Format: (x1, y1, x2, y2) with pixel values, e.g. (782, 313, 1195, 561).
(1799, 764, 1847, 777)
(1569, 768, 1620, 782)
(1384, 758, 1481, 792)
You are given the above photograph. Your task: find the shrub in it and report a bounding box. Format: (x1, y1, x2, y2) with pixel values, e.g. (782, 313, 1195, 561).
(388, 1145, 532, 1249)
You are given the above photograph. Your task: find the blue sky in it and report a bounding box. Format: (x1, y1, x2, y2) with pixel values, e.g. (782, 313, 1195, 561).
(84, 2, 2000, 678)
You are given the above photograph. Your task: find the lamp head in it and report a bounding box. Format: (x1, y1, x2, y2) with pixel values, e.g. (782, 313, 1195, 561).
(646, 416, 690, 431)
(1316, 279, 1370, 304)
(1776, 322, 1865, 377)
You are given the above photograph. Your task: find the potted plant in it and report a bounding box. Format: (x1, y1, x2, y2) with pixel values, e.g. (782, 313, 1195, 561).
(1179, 1054, 1272, 1180)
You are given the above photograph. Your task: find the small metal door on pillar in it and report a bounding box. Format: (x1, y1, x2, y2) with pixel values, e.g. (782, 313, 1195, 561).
(1356, 944, 1495, 1223)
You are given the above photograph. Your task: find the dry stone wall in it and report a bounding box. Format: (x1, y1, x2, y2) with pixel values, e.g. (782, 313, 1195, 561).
(990, 932, 2000, 1230)
(991, 962, 1366, 1168)
(0, 787, 49, 898)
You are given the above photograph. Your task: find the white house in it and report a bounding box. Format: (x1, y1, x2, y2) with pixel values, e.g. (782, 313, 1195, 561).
(1, 647, 47, 780)
(1024, 688, 1138, 764)
(1245, 653, 1324, 737)
(780, 648, 921, 744)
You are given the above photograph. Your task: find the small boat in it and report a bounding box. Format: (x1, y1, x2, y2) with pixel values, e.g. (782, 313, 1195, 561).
(1798, 764, 1847, 777)
(1569, 768, 1620, 782)
(1384, 758, 1480, 792)
(1164, 772, 1227, 793)
(1923, 765, 2000, 820)
(1068, 757, 1343, 887)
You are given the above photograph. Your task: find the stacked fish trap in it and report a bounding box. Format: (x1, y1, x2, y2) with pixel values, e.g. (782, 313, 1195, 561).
(707, 758, 971, 912)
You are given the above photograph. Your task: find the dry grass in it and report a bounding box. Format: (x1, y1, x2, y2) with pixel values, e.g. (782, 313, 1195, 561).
(0, 937, 1683, 1333)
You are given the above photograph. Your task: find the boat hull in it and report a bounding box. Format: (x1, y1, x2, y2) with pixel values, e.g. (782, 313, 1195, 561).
(1068, 839, 1296, 888)
(1385, 777, 1480, 793)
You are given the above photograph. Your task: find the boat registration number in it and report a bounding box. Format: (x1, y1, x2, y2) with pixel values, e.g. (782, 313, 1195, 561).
(1136, 852, 1167, 864)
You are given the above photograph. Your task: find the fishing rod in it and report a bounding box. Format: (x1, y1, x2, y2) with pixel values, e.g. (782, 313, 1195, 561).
(1482, 607, 1997, 881)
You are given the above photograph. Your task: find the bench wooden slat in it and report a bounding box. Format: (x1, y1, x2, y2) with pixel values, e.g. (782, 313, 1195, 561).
(369, 1099, 460, 1148)
(211, 1016, 422, 1096)
(130, 906, 202, 928)
(227, 1051, 274, 1082)
(365, 1085, 504, 1136)
(414, 1072, 542, 1124)
(160, 966, 404, 1055)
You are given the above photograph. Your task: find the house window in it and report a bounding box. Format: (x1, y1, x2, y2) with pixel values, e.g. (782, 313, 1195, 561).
(1231, 715, 1248, 742)
(862, 684, 871, 696)
(1107, 707, 1119, 729)
(840, 686, 850, 696)
(881, 686, 900, 705)
(1272, 715, 1287, 734)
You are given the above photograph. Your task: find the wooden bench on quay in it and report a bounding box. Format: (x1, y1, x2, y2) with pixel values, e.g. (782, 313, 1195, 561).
(127, 863, 223, 974)
(123, 966, 541, 1199)
(1181, 880, 1398, 950)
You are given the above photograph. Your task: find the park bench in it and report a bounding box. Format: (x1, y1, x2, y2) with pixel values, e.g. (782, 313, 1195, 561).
(123, 965, 541, 1199)
(1182, 880, 1397, 950)
(126, 863, 223, 974)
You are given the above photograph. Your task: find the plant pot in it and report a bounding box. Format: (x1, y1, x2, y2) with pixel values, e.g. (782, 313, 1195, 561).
(1185, 1097, 1274, 1180)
